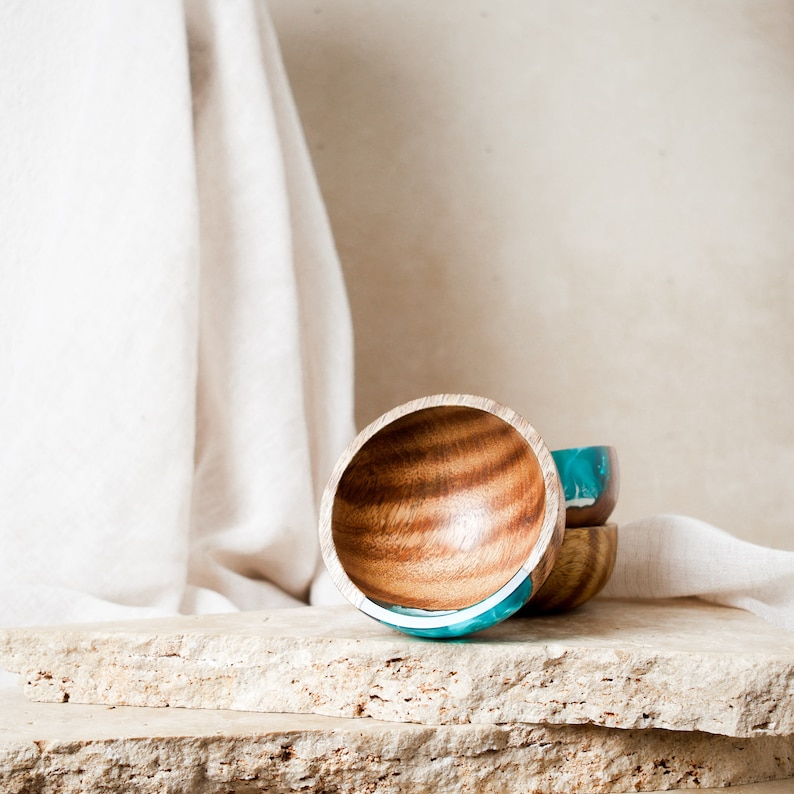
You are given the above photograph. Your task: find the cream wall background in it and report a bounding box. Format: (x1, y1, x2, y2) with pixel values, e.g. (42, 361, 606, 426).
(269, 1, 794, 550)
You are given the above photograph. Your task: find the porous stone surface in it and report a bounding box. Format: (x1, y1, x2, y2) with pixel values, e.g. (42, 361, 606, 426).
(2, 598, 793, 737)
(1, 689, 793, 793)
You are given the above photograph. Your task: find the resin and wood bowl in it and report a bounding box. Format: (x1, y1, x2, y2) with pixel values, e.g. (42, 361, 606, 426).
(519, 523, 618, 615)
(551, 446, 619, 528)
(319, 394, 565, 638)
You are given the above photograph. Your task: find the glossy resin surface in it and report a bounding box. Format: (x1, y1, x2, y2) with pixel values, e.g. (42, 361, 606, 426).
(552, 446, 619, 527)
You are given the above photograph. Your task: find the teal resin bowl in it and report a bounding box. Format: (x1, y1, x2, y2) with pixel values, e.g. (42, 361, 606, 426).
(551, 446, 619, 528)
(319, 394, 565, 638)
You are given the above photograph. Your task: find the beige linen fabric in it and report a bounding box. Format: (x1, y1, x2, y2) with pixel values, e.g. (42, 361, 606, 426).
(603, 515, 794, 633)
(0, 0, 353, 627)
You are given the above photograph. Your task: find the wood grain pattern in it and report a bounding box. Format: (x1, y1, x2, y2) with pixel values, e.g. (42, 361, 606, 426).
(329, 403, 552, 611)
(519, 524, 618, 614)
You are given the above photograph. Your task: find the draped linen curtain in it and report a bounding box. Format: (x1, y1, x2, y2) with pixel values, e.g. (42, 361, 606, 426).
(0, 0, 354, 626)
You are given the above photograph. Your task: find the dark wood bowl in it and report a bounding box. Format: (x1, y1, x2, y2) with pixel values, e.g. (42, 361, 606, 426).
(518, 523, 618, 614)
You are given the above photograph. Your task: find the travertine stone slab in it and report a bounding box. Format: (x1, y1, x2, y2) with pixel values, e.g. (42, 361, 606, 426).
(1, 689, 793, 793)
(2, 599, 793, 738)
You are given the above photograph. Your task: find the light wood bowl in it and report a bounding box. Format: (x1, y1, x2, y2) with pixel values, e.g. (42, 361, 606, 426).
(319, 394, 565, 637)
(518, 523, 618, 614)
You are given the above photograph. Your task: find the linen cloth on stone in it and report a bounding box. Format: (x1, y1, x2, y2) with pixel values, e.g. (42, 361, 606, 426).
(0, 0, 354, 628)
(602, 514, 794, 634)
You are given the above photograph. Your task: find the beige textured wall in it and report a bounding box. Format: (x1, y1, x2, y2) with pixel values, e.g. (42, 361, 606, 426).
(269, 1, 794, 550)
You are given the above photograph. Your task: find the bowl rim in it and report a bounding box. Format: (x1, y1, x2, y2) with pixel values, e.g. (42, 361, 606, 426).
(318, 393, 565, 632)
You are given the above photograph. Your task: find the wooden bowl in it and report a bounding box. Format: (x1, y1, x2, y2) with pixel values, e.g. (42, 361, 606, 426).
(518, 523, 618, 614)
(551, 446, 619, 528)
(319, 394, 565, 637)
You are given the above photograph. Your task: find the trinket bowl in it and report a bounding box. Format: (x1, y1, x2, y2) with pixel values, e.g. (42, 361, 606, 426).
(319, 394, 565, 637)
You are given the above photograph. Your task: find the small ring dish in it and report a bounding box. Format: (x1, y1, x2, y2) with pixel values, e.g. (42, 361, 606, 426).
(319, 394, 565, 638)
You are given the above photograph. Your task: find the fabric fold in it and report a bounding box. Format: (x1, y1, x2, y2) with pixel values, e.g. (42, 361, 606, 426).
(185, 0, 354, 613)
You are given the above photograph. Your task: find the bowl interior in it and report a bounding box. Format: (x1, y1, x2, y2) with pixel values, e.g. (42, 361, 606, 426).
(330, 405, 548, 611)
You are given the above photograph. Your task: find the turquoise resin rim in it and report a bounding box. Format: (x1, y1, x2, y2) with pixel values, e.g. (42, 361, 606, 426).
(362, 569, 533, 638)
(552, 446, 612, 509)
